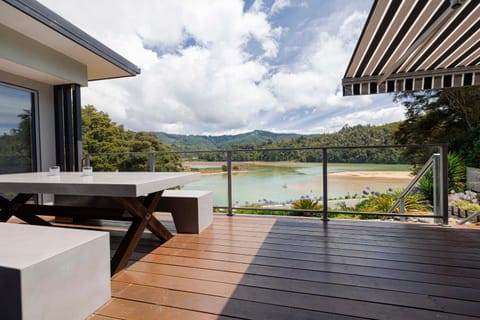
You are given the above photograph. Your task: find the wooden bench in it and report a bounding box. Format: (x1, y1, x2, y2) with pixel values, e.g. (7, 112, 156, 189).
(157, 190, 213, 233)
(0, 223, 110, 320)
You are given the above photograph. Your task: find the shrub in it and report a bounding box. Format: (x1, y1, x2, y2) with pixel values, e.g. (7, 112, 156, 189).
(291, 198, 321, 210)
(355, 190, 428, 213)
(450, 199, 480, 211)
(419, 152, 466, 202)
(290, 198, 322, 216)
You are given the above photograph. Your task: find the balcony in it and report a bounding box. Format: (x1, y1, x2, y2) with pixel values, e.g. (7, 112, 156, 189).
(83, 213, 480, 319)
(76, 145, 480, 318)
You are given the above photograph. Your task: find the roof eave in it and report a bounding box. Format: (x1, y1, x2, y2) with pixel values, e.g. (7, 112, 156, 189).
(4, 0, 140, 77)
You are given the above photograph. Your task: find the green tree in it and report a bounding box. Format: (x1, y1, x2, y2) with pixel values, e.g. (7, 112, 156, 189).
(0, 109, 32, 173)
(82, 105, 182, 171)
(394, 87, 480, 167)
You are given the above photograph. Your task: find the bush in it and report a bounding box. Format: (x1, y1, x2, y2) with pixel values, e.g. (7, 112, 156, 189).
(290, 198, 322, 216)
(355, 190, 428, 213)
(419, 152, 466, 202)
(291, 198, 321, 210)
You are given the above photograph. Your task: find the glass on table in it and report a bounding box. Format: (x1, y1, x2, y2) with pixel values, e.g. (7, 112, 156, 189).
(82, 166, 93, 176)
(48, 166, 60, 176)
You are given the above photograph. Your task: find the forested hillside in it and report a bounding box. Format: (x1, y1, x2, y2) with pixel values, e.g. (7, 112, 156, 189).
(225, 123, 404, 164)
(82, 105, 182, 171)
(161, 123, 406, 164)
(155, 130, 300, 150)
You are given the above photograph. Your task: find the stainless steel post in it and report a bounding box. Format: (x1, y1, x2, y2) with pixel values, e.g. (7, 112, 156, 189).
(440, 144, 449, 225)
(433, 153, 442, 224)
(322, 148, 329, 222)
(149, 153, 155, 172)
(85, 154, 90, 167)
(227, 151, 233, 216)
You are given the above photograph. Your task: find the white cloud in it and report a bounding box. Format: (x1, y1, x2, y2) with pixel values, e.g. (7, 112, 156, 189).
(265, 6, 372, 114)
(271, 0, 292, 15)
(320, 104, 405, 133)
(38, 0, 402, 135)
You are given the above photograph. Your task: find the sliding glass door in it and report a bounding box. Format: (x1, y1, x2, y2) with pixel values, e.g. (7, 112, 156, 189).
(0, 83, 36, 174)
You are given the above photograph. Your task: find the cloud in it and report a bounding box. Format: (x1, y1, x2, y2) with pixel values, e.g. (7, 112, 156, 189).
(322, 104, 405, 132)
(265, 5, 372, 112)
(270, 0, 292, 15)
(38, 0, 403, 135)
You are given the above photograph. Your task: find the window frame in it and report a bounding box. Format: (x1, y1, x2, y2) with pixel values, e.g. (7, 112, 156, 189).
(0, 81, 39, 173)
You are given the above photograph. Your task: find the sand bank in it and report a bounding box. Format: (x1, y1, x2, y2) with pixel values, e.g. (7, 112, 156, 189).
(330, 170, 413, 179)
(289, 171, 413, 195)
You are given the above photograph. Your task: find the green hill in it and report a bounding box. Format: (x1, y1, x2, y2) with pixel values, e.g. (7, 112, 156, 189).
(154, 130, 301, 150)
(153, 123, 404, 164)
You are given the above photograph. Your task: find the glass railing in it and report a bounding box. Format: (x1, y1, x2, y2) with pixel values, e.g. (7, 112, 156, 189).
(84, 144, 449, 224)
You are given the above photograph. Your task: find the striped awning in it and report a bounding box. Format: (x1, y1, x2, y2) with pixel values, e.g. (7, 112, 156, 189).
(342, 0, 480, 96)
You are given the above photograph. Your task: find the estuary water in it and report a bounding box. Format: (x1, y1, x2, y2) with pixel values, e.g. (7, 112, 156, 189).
(182, 162, 412, 206)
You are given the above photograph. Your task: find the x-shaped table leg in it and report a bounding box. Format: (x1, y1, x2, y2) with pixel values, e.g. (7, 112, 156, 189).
(0, 194, 50, 225)
(110, 191, 173, 274)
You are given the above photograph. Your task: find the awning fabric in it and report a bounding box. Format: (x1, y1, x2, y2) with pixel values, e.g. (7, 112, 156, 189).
(342, 0, 480, 96)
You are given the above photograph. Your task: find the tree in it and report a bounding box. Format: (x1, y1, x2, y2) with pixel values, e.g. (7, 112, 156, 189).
(393, 87, 480, 167)
(82, 105, 182, 171)
(0, 109, 33, 173)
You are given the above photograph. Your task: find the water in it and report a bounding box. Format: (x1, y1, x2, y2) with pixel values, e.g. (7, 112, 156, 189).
(183, 162, 412, 206)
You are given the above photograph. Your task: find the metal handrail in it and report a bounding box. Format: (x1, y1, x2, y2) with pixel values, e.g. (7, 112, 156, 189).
(388, 154, 436, 212)
(84, 143, 449, 224)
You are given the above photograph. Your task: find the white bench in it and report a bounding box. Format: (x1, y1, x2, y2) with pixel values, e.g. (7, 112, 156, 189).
(157, 190, 213, 233)
(0, 223, 110, 320)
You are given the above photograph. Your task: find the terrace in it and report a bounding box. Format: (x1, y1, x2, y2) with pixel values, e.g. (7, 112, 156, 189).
(61, 213, 479, 320)
(76, 143, 478, 319)
(1, 0, 480, 319)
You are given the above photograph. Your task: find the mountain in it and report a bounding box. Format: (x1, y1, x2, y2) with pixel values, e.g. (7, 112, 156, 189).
(153, 130, 302, 150)
(153, 123, 404, 163)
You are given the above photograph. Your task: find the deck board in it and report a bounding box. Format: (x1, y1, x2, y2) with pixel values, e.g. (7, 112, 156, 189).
(91, 214, 480, 319)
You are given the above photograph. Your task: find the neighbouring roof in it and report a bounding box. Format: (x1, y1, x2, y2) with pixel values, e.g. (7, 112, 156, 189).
(342, 0, 480, 96)
(1, 0, 140, 81)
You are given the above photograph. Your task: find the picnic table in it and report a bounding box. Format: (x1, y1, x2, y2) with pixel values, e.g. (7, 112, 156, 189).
(0, 171, 200, 274)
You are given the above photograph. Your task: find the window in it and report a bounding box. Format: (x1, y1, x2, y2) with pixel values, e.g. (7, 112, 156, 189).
(0, 83, 36, 173)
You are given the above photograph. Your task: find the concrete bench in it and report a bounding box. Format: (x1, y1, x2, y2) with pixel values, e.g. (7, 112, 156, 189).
(0, 223, 110, 320)
(157, 190, 213, 233)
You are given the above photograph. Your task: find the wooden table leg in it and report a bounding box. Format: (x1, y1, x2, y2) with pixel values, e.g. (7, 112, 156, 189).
(0, 194, 35, 222)
(113, 193, 173, 241)
(110, 217, 147, 275)
(111, 191, 173, 274)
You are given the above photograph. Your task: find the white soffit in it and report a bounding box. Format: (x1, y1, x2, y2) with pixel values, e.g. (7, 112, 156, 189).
(0, 1, 139, 83)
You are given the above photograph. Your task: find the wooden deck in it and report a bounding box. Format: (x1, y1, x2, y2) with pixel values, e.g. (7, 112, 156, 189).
(89, 214, 480, 320)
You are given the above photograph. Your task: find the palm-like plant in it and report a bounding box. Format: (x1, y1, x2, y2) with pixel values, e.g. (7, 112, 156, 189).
(419, 152, 465, 202)
(291, 198, 322, 216)
(356, 190, 428, 213)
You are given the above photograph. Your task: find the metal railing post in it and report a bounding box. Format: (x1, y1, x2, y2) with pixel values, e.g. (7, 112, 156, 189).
(440, 144, 449, 225)
(399, 198, 405, 222)
(322, 148, 329, 222)
(85, 154, 91, 167)
(227, 151, 233, 216)
(433, 153, 441, 223)
(149, 152, 155, 172)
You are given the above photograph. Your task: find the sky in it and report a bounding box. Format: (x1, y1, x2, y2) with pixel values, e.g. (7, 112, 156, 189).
(38, 0, 405, 135)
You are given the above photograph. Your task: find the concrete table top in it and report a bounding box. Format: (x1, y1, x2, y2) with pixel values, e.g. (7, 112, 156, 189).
(0, 172, 200, 197)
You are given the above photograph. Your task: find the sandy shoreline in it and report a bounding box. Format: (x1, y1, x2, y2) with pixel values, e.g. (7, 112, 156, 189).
(288, 170, 413, 194)
(329, 170, 413, 179)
